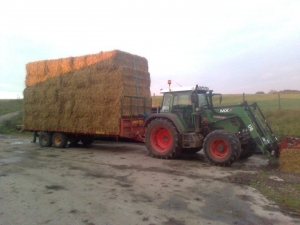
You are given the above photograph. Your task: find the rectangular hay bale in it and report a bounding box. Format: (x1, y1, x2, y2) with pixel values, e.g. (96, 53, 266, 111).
(25, 50, 148, 87)
(279, 149, 300, 173)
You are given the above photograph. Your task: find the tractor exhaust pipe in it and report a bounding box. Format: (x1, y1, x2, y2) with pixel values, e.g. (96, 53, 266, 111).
(192, 85, 201, 134)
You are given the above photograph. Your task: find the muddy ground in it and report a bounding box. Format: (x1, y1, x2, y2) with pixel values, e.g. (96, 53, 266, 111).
(0, 134, 299, 225)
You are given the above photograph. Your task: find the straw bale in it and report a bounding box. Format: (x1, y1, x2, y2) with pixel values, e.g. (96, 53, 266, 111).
(279, 149, 300, 173)
(46, 59, 62, 77)
(73, 55, 87, 70)
(23, 51, 151, 134)
(61, 57, 74, 74)
(25, 50, 148, 87)
(25, 60, 47, 86)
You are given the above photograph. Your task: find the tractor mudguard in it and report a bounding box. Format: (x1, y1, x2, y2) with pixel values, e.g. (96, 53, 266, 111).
(144, 113, 185, 134)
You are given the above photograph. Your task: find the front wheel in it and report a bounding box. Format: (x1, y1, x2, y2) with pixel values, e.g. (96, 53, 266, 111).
(203, 130, 241, 166)
(145, 118, 181, 159)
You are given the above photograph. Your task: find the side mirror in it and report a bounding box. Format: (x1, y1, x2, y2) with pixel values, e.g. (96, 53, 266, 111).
(219, 94, 223, 104)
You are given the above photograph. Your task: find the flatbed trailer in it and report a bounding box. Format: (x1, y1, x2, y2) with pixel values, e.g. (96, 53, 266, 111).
(25, 96, 149, 148)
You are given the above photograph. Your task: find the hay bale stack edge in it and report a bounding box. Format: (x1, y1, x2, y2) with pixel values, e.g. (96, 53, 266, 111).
(279, 149, 300, 173)
(23, 50, 151, 134)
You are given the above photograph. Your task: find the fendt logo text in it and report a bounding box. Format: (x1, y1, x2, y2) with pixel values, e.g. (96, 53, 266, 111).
(220, 108, 232, 113)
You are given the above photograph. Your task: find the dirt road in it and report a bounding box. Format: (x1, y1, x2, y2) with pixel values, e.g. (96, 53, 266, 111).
(0, 134, 299, 225)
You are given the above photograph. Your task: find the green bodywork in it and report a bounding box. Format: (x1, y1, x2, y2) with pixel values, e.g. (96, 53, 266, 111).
(213, 102, 278, 155)
(147, 88, 278, 155)
(146, 89, 248, 149)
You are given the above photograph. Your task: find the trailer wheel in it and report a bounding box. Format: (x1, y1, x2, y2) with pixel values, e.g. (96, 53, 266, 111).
(145, 118, 181, 159)
(239, 139, 256, 159)
(203, 130, 241, 166)
(39, 132, 52, 147)
(81, 135, 94, 146)
(52, 133, 68, 148)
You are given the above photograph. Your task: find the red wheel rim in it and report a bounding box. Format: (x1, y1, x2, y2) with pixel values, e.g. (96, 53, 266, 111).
(209, 139, 229, 159)
(150, 126, 172, 152)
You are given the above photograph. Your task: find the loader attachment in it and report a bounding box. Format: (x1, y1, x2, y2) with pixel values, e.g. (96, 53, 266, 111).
(244, 102, 279, 156)
(214, 100, 299, 157)
(212, 100, 279, 156)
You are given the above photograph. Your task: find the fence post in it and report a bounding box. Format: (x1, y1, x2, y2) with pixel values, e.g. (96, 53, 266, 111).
(278, 92, 281, 110)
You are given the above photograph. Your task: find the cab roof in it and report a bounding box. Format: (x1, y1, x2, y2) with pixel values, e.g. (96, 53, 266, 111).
(160, 86, 209, 93)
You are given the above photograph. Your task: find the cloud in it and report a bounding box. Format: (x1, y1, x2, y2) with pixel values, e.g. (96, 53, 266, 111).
(0, 0, 300, 98)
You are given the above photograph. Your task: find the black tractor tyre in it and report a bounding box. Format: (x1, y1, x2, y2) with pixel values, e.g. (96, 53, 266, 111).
(52, 133, 68, 148)
(39, 132, 53, 147)
(145, 118, 182, 159)
(80, 135, 94, 146)
(182, 147, 202, 154)
(239, 139, 256, 159)
(203, 130, 241, 166)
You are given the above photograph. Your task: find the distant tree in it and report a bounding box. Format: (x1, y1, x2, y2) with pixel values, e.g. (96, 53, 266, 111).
(279, 89, 300, 94)
(255, 91, 265, 94)
(268, 90, 278, 94)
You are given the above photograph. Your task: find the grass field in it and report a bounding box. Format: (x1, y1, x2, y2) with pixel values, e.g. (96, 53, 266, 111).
(0, 99, 23, 115)
(213, 93, 300, 111)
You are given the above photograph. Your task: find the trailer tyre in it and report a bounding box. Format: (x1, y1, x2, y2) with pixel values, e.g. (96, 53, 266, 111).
(52, 133, 68, 148)
(145, 118, 181, 159)
(203, 130, 241, 166)
(39, 132, 52, 147)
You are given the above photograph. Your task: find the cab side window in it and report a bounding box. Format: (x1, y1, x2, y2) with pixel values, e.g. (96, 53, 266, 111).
(161, 94, 172, 112)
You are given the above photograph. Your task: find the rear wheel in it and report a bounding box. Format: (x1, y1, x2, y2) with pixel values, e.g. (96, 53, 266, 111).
(52, 133, 68, 148)
(203, 130, 241, 166)
(39, 132, 52, 147)
(145, 118, 181, 159)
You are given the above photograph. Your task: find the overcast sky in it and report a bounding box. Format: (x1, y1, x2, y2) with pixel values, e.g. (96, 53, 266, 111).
(0, 0, 299, 99)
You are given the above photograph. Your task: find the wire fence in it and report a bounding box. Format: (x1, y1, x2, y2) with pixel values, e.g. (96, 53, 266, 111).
(151, 93, 300, 111)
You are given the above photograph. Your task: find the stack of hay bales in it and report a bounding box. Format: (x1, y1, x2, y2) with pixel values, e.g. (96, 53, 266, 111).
(279, 149, 300, 173)
(23, 50, 151, 134)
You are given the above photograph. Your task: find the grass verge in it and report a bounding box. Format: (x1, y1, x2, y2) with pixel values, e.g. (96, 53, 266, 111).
(249, 159, 300, 215)
(0, 99, 23, 116)
(0, 111, 27, 135)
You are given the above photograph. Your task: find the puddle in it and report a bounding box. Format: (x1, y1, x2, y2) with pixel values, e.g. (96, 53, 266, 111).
(11, 141, 31, 145)
(0, 156, 25, 166)
(0, 135, 15, 139)
(14, 150, 25, 154)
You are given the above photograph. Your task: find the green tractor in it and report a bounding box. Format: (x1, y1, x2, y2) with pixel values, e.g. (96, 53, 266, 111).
(144, 85, 279, 166)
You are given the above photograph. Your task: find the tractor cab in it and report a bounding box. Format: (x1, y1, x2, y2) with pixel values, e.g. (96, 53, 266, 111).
(160, 86, 209, 129)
